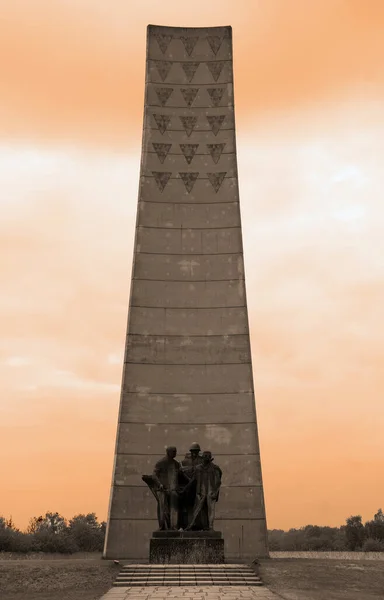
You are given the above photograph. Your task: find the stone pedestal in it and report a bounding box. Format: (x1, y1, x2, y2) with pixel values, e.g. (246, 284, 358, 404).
(149, 531, 225, 564)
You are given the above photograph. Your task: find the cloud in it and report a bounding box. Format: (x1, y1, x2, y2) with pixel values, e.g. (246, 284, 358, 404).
(1, 1, 384, 144)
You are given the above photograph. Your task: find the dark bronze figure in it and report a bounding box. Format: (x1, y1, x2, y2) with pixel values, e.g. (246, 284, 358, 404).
(185, 450, 222, 531)
(180, 442, 203, 529)
(142, 446, 189, 530)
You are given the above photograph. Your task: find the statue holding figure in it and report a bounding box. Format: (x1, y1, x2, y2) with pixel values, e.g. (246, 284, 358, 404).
(185, 450, 222, 531)
(142, 446, 189, 530)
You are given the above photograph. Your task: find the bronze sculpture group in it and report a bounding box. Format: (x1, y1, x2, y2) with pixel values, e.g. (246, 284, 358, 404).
(142, 443, 222, 532)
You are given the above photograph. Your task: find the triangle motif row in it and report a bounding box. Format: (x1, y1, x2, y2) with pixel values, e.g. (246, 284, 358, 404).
(153, 113, 226, 136)
(152, 143, 226, 165)
(151, 61, 225, 83)
(155, 87, 225, 108)
(152, 171, 227, 193)
(155, 34, 224, 56)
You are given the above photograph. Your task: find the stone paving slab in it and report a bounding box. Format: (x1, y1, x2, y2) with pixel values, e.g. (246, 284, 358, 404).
(99, 585, 280, 599)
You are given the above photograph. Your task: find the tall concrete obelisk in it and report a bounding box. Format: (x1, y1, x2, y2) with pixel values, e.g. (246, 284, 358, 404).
(103, 24, 269, 561)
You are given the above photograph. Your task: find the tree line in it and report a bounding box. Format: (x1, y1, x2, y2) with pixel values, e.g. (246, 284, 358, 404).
(0, 509, 383, 554)
(268, 509, 384, 552)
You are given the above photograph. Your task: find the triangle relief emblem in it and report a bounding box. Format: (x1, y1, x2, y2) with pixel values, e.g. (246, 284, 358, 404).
(179, 172, 199, 193)
(153, 60, 172, 82)
(180, 116, 198, 137)
(152, 171, 172, 192)
(207, 143, 226, 164)
(207, 115, 226, 135)
(155, 87, 173, 107)
(207, 172, 226, 193)
(180, 36, 199, 56)
(155, 34, 173, 54)
(180, 88, 199, 107)
(153, 114, 171, 135)
(179, 144, 199, 165)
(182, 62, 200, 83)
(206, 61, 224, 82)
(206, 35, 223, 55)
(152, 143, 172, 164)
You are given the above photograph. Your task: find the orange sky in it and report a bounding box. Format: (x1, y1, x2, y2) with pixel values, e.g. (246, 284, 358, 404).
(1, 0, 384, 532)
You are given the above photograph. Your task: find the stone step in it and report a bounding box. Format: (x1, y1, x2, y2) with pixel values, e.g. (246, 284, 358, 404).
(114, 563, 262, 587)
(113, 579, 263, 587)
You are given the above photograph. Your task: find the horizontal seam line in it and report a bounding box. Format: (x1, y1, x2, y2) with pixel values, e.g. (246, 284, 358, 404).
(127, 333, 248, 336)
(129, 333, 249, 338)
(129, 305, 246, 308)
(132, 278, 244, 282)
(145, 152, 236, 155)
(118, 422, 256, 425)
(121, 392, 253, 395)
(136, 225, 241, 230)
(138, 201, 239, 205)
(136, 252, 242, 256)
(146, 59, 232, 63)
(147, 105, 233, 109)
(144, 127, 234, 131)
(142, 175, 236, 179)
(124, 362, 251, 366)
(130, 304, 247, 310)
(146, 81, 233, 86)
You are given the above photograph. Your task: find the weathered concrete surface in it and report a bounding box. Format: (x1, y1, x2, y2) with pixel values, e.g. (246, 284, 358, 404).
(103, 24, 269, 561)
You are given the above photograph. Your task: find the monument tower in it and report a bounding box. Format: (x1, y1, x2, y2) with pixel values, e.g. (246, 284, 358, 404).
(103, 24, 269, 561)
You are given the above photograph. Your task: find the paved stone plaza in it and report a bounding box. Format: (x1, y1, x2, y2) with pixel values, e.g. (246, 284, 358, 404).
(100, 585, 279, 599)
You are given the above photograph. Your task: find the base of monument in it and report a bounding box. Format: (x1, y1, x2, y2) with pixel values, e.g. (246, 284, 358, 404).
(149, 531, 224, 564)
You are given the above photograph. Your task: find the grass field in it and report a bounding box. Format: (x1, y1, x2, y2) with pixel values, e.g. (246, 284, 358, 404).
(0, 552, 383, 600)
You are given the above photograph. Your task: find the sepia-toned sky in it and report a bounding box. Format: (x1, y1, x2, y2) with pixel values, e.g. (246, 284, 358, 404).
(1, 0, 384, 531)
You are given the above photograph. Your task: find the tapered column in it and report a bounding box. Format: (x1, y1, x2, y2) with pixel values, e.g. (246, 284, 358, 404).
(103, 24, 269, 560)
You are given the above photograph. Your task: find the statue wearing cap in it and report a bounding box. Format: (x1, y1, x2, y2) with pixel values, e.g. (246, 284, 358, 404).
(180, 442, 204, 529)
(185, 450, 222, 531)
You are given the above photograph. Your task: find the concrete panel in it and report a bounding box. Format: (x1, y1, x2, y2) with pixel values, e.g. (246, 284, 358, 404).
(217, 519, 269, 560)
(103, 517, 157, 559)
(122, 363, 254, 395)
(125, 334, 250, 364)
(120, 392, 256, 424)
(136, 226, 243, 254)
(109, 485, 265, 520)
(113, 453, 262, 487)
(116, 422, 259, 455)
(104, 517, 268, 560)
(138, 201, 241, 229)
(128, 307, 249, 335)
(131, 279, 246, 308)
(133, 253, 244, 281)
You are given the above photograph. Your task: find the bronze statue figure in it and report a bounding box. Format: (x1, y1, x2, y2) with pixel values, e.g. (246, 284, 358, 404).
(180, 442, 203, 529)
(143, 444, 222, 532)
(185, 450, 222, 531)
(142, 446, 189, 530)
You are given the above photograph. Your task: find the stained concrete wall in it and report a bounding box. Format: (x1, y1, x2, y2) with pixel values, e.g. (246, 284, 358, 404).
(103, 24, 269, 561)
